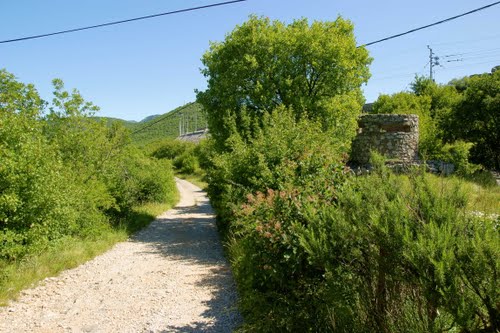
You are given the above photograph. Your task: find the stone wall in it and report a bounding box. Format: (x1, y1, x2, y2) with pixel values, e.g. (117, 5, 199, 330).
(350, 114, 419, 164)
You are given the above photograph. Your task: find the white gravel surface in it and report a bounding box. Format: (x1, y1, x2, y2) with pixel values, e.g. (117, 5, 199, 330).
(0, 178, 241, 333)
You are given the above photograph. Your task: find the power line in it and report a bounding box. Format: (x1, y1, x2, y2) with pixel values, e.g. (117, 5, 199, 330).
(444, 47, 500, 58)
(441, 59, 500, 71)
(130, 103, 193, 136)
(430, 33, 500, 47)
(0, 0, 246, 44)
(360, 1, 500, 47)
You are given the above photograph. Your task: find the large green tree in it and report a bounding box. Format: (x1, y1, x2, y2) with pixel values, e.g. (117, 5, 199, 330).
(451, 70, 500, 169)
(197, 16, 372, 149)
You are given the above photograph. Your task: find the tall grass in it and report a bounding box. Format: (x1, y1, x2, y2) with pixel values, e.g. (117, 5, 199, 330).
(416, 173, 499, 215)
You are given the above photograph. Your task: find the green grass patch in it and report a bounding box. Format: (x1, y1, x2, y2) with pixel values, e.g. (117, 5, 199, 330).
(393, 173, 499, 215)
(0, 201, 175, 306)
(423, 173, 500, 215)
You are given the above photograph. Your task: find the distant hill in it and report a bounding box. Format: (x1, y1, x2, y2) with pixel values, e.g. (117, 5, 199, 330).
(96, 102, 206, 145)
(130, 102, 206, 145)
(93, 116, 138, 130)
(140, 114, 161, 123)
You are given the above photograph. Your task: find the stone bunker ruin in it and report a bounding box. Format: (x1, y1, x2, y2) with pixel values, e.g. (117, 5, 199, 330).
(350, 114, 419, 165)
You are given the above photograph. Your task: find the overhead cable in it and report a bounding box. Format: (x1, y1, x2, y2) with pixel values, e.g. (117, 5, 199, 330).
(360, 1, 500, 47)
(0, 0, 246, 44)
(130, 103, 193, 136)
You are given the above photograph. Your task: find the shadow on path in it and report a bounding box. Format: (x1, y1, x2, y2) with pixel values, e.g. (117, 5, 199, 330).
(131, 180, 241, 332)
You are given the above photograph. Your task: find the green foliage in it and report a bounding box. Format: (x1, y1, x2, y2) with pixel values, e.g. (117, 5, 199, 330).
(204, 107, 348, 331)
(1, 71, 80, 259)
(450, 71, 500, 169)
(146, 138, 202, 175)
(130, 102, 206, 145)
(225, 154, 499, 332)
(200, 78, 499, 331)
(204, 106, 347, 232)
(147, 139, 196, 160)
(437, 141, 480, 176)
(197, 15, 372, 149)
(93, 116, 138, 130)
(173, 153, 200, 174)
(374, 73, 499, 171)
(0, 70, 177, 262)
(106, 147, 177, 217)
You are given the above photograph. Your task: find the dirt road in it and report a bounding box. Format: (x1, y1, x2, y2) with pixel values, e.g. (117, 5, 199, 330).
(0, 178, 241, 332)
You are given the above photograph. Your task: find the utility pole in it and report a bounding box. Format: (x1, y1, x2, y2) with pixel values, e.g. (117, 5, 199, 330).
(427, 45, 440, 81)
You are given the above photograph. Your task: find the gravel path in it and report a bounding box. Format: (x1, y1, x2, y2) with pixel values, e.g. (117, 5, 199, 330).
(0, 178, 241, 333)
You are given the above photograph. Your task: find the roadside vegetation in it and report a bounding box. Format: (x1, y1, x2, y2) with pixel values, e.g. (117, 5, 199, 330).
(145, 138, 208, 189)
(191, 16, 499, 332)
(0, 70, 178, 304)
(1, 12, 498, 332)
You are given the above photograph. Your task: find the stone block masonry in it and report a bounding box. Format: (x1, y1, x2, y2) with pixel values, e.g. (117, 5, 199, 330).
(350, 114, 419, 164)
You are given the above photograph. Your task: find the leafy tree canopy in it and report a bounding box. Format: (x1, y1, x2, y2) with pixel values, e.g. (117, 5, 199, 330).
(197, 15, 372, 149)
(452, 70, 500, 169)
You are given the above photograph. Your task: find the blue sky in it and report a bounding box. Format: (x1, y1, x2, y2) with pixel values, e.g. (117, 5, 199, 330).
(1, 0, 499, 121)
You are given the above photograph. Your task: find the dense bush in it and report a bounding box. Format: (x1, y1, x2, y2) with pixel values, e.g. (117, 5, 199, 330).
(450, 70, 500, 170)
(0, 72, 81, 259)
(0, 70, 177, 260)
(223, 154, 499, 332)
(200, 100, 498, 331)
(203, 106, 350, 330)
(437, 141, 480, 176)
(106, 147, 177, 218)
(148, 139, 195, 160)
(204, 106, 348, 233)
(147, 138, 201, 174)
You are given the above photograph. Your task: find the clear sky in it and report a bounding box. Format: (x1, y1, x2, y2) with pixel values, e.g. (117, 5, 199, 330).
(1, 0, 499, 121)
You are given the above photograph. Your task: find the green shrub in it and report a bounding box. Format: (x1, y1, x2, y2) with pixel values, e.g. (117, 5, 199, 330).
(148, 139, 195, 160)
(0, 71, 82, 259)
(219, 149, 499, 332)
(106, 147, 177, 217)
(0, 70, 178, 262)
(173, 152, 200, 174)
(204, 106, 348, 233)
(203, 106, 352, 330)
(438, 140, 480, 176)
(147, 138, 203, 175)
